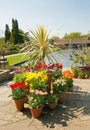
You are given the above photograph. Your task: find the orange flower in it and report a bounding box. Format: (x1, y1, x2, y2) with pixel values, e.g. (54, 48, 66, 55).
(63, 70, 75, 78)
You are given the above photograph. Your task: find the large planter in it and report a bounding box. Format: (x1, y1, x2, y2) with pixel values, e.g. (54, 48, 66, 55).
(46, 69, 55, 93)
(14, 97, 25, 111)
(55, 91, 67, 104)
(30, 106, 43, 118)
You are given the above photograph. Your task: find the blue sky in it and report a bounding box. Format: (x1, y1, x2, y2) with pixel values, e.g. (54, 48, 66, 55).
(0, 0, 90, 38)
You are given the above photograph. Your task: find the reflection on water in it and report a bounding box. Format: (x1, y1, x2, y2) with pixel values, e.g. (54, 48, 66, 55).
(45, 49, 74, 67)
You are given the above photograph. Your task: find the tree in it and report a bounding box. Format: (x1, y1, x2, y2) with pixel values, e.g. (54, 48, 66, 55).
(11, 18, 19, 44)
(11, 18, 25, 44)
(63, 32, 82, 39)
(49, 36, 60, 44)
(18, 29, 25, 43)
(0, 38, 10, 67)
(5, 24, 11, 43)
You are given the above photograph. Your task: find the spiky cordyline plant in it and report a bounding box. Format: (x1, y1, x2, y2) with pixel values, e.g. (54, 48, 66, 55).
(21, 25, 65, 67)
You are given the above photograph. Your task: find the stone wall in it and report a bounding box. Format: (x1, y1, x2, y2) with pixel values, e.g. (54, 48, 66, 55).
(0, 70, 10, 82)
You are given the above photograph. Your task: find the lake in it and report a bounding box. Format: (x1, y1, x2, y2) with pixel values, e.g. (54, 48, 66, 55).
(45, 49, 74, 67)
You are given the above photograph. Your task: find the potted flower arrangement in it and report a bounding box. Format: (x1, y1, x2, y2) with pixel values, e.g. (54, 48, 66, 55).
(47, 93, 58, 110)
(53, 77, 67, 104)
(9, 82, 27, 111)
(28, 93, 45, 118)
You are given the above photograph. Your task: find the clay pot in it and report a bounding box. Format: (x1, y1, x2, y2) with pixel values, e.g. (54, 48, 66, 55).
(48, 103, 57, 110)
(14, 97, 25, 111)
(30, 106, 43, 118)
(55, 91, 67, 104)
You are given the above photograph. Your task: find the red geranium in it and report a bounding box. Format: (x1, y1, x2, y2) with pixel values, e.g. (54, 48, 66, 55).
(35, 62, 48, 69)
(10, 82, 27, 90)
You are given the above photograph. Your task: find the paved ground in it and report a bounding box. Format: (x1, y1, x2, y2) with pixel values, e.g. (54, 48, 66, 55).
(0, 79, 90, 130)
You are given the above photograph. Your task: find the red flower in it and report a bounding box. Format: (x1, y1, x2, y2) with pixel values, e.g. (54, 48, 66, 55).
(10, 82, 27, 90)
(35, 62, 48, 69)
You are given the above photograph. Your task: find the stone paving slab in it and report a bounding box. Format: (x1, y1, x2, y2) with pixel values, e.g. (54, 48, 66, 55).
(0, 79, 90, 130)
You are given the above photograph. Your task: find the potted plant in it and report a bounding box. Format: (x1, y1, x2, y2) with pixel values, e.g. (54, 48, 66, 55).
(47, 93, 58, 110)
(53, 77, 67, 104)
(28, 93, 45, 118)
(9, 82, 27, 111)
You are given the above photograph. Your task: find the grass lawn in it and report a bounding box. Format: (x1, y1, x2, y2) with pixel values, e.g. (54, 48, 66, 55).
(7, 54, 29, 65)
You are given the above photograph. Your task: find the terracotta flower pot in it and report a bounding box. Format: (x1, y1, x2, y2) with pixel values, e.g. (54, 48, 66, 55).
(48, 103, 57, 110)
(14, 97, 25, 111)
(30, 106, 43, 118)
(55, 91, 67, 104)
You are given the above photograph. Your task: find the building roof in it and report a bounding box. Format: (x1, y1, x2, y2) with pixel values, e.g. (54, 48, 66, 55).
(58, 38, 90, 45)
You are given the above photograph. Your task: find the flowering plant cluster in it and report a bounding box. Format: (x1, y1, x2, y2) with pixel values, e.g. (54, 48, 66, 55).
(35, 62, 47, 69)
(14, 66, 32, 74)
(35, 62, 63, 70)
(63, 70, 74, 79)
(9, 82, 27, 99)
(53, 77, 67, 92)
(53, 63, 63, 69)
(28, 93, 45, 108)
(10, 82, 27, 89)
(25, 70, 48, 92)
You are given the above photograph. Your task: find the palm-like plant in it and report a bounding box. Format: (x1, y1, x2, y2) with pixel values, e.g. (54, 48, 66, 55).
(21, 26, 65, 67)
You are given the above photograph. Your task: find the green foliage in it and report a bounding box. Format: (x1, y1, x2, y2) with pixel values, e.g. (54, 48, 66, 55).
(9, 88, 27, 99)
(53, 69, 62, 80)
(11, 18, 19, 44)
(71, 66, 90, 79)
(5, 24, 11, 43)
(71, 66, 79, 77)
(65, 77, 73, 88)
(50, 36, 60, 43)
(28, 93, 45, 108)
(63, 32, 82, 39)
(78, 70, 85, 78)
(47, 93, 58, 104)
(18, 29, 25, 43)
(11, 18, 25, 44)
(13, 73, 26, 83)
(0, 42, 10, 58)
(70, 48, 90, 67)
